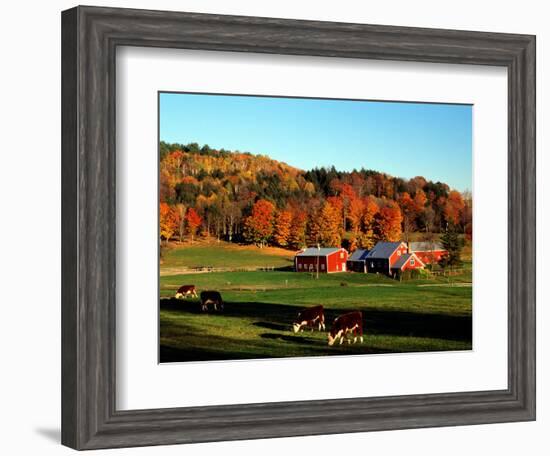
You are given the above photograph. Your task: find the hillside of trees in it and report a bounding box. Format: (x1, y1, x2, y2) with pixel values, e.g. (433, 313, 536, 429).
(159, 141, 472, 251)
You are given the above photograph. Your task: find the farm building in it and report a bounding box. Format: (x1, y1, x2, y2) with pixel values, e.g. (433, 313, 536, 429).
(347, 249, 370, 273)
(365, 241, 425, 275)
(390, 251, 426, 274)
(409, 241, 448, 264)
(295, 247, 348, 273)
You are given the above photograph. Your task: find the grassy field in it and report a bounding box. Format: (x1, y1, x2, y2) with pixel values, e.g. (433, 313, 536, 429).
(159, 241, 472, 363)
(161, 240, 294, 270)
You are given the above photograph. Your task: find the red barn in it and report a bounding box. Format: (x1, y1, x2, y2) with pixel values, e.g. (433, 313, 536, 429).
(365, 241, 425, 276)
(295, 247, 348, 273)
(390, 251, 426, 274)
(409, 241, 448, 264)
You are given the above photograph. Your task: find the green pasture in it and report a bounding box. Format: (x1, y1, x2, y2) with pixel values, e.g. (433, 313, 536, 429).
(162, 242, 294, 269)
(160, 266, 472, 363)
(160, 263, 471, 297)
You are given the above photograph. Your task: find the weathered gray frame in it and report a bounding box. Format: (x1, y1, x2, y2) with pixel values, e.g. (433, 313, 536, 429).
(61, 5, 536, 450)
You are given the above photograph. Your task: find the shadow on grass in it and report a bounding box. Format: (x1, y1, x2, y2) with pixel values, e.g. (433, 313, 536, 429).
(273, 265, 295, 272)
(160, 297, 210, 313)
(160, 297, 472, 343)
(259, 333, 319, 345)
(160, 345, 274, 363)
(160, 339, 394, 363)
(253, 321, 289, 331)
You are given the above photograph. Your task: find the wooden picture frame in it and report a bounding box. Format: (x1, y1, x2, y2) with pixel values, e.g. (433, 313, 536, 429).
(61, 5, 536, 450)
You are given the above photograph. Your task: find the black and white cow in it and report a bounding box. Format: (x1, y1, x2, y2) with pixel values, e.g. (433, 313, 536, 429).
(175, 284, 198, 299)
(292, 305, 326, 333)
(200, 290, 224, 312)
(327, 311, 363, 346)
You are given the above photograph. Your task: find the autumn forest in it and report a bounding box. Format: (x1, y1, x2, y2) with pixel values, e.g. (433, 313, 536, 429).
(159, 141, 472, 252)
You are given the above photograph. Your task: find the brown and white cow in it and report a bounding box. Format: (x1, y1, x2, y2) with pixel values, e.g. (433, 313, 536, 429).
(200, 290, 223, 312)
(175, 285, 198, 299)
(293, 305, 326, 333)
(328, 311, 363, 346)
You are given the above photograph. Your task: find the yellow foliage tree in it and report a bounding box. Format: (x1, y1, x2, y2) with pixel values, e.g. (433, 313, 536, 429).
(159, 202, 178, 242)
(273, 210, 292, 247)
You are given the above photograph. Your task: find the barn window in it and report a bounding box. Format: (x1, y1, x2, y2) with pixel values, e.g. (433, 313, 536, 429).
(340, 252, 344, 259)
(397, 251, 401, 256)
(298, 263, 302, 269)
(321, 264, 325, 270)
(410, 258, 415, 266)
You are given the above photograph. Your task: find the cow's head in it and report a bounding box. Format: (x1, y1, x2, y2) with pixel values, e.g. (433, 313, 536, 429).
(292, 322, 303, 333)
(327, 330, 342, 346)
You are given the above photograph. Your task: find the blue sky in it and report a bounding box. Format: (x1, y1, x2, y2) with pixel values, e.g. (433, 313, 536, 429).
(159, 92, 472, 192)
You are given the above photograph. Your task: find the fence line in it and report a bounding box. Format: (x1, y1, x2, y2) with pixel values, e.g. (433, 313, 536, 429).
(425, 268, 466, 277)
(161, 265, 470, 279)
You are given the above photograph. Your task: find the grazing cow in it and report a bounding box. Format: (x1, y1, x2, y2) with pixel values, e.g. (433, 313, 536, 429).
(293, 305, 326, 333)
(328, 311, 363, 346)
(200, 290, 223, 312)
(175, 285, 198, 299)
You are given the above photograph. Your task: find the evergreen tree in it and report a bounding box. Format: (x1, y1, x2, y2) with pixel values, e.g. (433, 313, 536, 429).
(439, 228, 464, 267)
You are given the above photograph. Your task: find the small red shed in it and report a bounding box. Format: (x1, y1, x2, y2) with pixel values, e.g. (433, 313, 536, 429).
(295, 247, 348, 273)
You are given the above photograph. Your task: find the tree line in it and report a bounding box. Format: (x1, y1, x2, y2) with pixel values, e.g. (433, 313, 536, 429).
(159, 141, 472, 251)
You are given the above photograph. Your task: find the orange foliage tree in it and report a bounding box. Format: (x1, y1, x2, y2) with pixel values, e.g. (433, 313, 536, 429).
(399, 192, 417, 242)
(273, 209, 292, 247)
(328, 182, 357, 231)
(346, 197, 364, 251)
(414, 189, 427, 212)
(347, 197, 364, 236)
(175, 203, 186, 242)
(317, 200, 342, 247)
(185, 207, 202, 243)
(359, 197, 379, 249)
(339, 183, 357, 230)
(288, 210, 307, 249)
(243, 199, 275, 247)
(376, 202, 403, 242)
(444, 190, 465, 226)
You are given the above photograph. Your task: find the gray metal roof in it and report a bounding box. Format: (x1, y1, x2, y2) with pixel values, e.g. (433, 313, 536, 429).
(366, 242, 404, 259)
(391, 253, 413, 270)
(391, 252, 424, 270)
(295, 247, 344, 257)
(348, 249, 370, 261)
(410, 241, 445, 251)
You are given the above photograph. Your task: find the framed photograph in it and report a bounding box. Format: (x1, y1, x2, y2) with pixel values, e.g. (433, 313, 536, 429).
(157, 92, 474, 363)
(61, 5, 536, 450)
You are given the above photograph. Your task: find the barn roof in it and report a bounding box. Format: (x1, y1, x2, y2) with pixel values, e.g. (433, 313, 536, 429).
(366, 242, 404, 259)
(391, 252, 425, 270)
(348, 249, 370, 261)
(410, 241, 445, 251)
(391, 253, 413, 270)
(295, 247, 344, 257)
